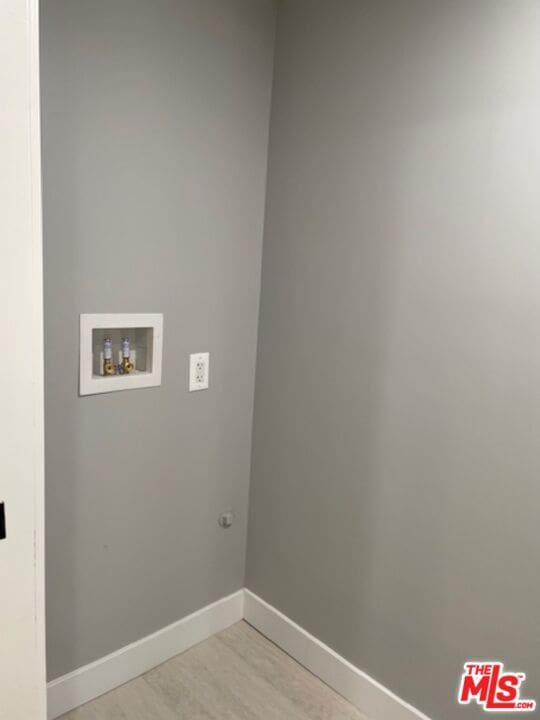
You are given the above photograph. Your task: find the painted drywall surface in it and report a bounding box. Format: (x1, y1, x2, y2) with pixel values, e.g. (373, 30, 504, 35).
(41, 0, 275, 680)
(247, 1, 540, 718)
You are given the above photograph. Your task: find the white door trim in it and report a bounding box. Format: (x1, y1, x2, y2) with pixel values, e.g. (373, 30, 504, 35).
(0, 0, 46, 718)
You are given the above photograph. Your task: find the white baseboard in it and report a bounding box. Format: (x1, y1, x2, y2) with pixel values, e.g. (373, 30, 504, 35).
(47, 590, 244, 719)
(48, 588, 430, 720)
(243, 589, 431, 720)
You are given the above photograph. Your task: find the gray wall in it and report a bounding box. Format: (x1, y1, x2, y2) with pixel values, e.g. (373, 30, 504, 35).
(247, 2, 540, 718)
(41, 0, 275, 680)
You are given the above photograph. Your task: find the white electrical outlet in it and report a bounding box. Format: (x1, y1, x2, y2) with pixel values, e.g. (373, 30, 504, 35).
(189, 352, 210, 391)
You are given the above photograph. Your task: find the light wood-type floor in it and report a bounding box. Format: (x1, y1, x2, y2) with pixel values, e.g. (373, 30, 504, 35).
(61, 621, 368, 720)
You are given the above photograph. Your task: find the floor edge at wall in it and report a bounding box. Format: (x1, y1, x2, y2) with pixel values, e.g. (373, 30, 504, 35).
(243, 589, 431, 720)
(46, 590, 245, 720)
(48, 588, 431, 720)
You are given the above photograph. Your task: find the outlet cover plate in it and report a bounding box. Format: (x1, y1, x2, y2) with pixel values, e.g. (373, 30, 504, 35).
(189, 352, 210, 391)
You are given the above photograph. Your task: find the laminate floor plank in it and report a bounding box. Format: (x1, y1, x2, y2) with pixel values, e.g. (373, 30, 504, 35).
(219, 622, 368, 720)
(60, 621, 369, 720)
(62, 676, 179, 720)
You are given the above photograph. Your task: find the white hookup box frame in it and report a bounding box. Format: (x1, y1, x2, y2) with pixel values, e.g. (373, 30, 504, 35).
(80, 313, 164, 396)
